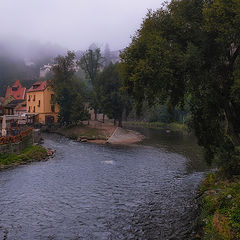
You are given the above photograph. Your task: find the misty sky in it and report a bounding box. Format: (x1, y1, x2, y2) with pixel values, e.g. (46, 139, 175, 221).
(0, 0, 164, 51)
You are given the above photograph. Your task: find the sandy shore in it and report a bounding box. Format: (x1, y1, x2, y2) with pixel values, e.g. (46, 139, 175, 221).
(55, 120, 144, 145)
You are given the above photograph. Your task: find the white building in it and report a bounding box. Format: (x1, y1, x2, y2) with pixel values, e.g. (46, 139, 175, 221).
(40, 64, 52, 78)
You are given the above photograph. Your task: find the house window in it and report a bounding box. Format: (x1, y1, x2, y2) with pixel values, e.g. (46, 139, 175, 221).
(33, 95, 36, 101)
(12, 86, 18, 91)
(28, 106, 31, 112)
(51, 105, 55, 113)
(38, 100, 40, 107)
(51, 94, 54, 100)
(28, 95, 31, 101)
(33, 106, 35, 112)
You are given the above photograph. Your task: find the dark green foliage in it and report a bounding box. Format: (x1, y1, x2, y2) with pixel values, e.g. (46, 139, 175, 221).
(78, 47, 103, 86)
(96, 63, 132, 126)
(51, 51, 89, 125)
(78, 47, 104, 118)
(70, 93, 90, 123)
(121, 0, 240, 175)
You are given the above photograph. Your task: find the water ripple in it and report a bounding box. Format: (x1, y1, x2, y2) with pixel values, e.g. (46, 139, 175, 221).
(0, 132, 205, 240)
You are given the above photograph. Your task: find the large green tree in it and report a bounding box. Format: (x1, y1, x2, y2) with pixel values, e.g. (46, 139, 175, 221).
(121, 0, 240, 175)
(97, 63, 132, 127)
(51, 51, 89, 124)
(78, 47, 104, 119)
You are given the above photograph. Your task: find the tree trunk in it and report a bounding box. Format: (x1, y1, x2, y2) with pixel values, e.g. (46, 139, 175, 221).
(94, 109, 97, 121)
(118, 117, 123, 128)
(224, 102, 240, 146)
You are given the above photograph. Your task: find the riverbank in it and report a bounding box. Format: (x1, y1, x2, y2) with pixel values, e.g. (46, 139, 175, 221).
(54, 120, 143, 145)
(199, 171, 240, 239)
(123, 121, 188, 133)
(0, 145, 48, 170)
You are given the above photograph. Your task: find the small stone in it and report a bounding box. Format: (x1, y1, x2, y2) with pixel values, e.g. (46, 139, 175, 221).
(227, 194, 232, 199)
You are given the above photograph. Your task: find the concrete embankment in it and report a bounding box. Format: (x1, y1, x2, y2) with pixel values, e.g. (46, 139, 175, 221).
(107, 127, 144, 145)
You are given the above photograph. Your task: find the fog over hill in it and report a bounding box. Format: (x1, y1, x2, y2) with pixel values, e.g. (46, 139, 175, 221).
(0, 0, 163, 96)
(0, 38, 67, 96)
(0, 38, 121, 96)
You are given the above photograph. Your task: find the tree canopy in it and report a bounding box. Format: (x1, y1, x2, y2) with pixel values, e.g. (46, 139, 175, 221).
(78, 47, 104, 119)
(96, 63, 132, 127)
(121, 0, 240, 175)
(51, 51, 89, 124)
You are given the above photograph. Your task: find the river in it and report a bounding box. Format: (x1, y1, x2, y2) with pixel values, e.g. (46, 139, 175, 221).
(0, 128, 207, 240)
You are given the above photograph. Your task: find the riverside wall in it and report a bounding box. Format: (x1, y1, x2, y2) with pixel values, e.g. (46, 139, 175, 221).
(0, 135, 33, 155)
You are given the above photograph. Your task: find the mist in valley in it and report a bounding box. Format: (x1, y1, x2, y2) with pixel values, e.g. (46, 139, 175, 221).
(0, 0, 162, 96)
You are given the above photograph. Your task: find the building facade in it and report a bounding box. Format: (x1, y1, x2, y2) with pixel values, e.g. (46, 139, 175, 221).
(26, 81, 59, 124)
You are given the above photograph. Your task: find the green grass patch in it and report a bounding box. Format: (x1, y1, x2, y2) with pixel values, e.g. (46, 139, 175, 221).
(57, 125, 107, 140)
(199, 171, 240, 239)
(0, 145, 47, 166)
(123, 121, 188, 133)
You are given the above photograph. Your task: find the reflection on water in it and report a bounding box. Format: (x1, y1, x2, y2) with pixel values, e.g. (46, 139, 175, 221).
(0, 129, 206, 240)
(132, 127, 207, 173)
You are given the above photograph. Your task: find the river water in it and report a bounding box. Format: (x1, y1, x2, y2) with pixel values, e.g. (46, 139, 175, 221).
(0, 128, 207, 240)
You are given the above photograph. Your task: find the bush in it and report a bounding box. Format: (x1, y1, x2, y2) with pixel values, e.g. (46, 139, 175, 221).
(200, 172, 240, 239)
(0, 145, 47, 166)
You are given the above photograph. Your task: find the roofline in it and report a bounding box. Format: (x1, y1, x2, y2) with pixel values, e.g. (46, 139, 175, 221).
(27, 88, 48, 93)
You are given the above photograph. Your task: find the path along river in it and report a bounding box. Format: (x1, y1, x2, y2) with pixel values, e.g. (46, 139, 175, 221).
(0, 128, 207, 240)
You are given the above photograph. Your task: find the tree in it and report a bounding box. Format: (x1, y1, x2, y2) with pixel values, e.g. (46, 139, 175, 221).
(103, 43, 112, 67)
(121, 0, 240, 175)
(78, 46, 104, 119)
(70, 93, 90, 123)
(78, 46, 103, 86)
(97, 63, 132, 127)
(51, 51, 88, 124)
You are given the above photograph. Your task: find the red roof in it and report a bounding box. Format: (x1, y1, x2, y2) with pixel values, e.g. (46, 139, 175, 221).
(27, 80, 48, 92)
(5, 80, 26, 100)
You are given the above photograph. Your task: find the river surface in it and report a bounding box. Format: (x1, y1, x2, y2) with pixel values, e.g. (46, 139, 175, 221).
(0, 128, 207, 240)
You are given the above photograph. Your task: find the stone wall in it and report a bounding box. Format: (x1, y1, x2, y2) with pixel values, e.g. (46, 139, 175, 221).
(0, 135, 33, 155)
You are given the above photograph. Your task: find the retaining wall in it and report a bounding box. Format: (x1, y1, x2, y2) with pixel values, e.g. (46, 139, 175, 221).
(0, 135, 33, 155)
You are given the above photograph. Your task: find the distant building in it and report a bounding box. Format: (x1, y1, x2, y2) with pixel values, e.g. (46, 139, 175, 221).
(40, 62, 79, 78)
(40, 64, 52, 78)
(5, 80, 26, 100)
(26, 81, 59, 124)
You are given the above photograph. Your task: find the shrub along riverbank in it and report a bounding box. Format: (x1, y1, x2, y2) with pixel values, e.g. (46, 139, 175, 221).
(199, 171, 240, 239)
(123, 121, 188, 133)
(0, 145, 47, 169)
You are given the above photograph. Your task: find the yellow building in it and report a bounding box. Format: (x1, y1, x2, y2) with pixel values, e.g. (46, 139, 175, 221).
(26, 81, 59, 124)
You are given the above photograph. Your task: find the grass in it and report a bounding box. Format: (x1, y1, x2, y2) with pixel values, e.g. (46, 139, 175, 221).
(199, 171, 240, 239)
(57, 125, 106, 140)
(0, 145, 47, 167)
(123, 121, 188, 133)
